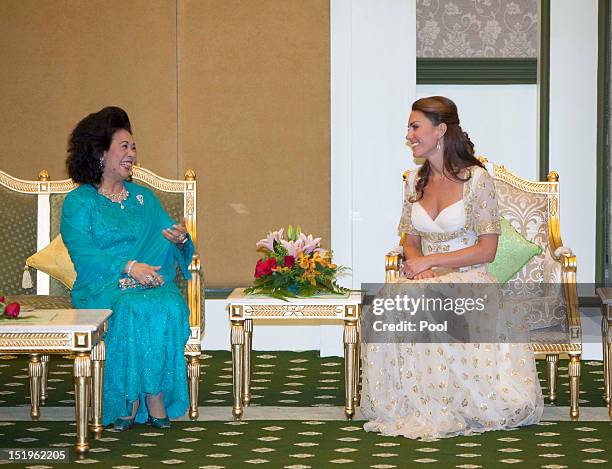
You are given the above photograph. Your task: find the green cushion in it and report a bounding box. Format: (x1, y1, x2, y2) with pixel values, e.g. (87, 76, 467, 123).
(488, 217, 542, 284)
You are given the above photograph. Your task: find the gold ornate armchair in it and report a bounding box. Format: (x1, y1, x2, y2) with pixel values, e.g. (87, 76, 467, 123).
(0, 166, 204, 419)
(385, 160, 582, 418)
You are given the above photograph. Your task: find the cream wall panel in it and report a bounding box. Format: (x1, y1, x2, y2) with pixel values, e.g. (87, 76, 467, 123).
(332, 0, 417, 288)
(179, 0, 330, 287)
(549, 0, 598, 283)
(0, 0, 178, 179)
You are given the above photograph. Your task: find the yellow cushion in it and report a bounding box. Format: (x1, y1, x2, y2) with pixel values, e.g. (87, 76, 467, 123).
(26, 235, 76, 289)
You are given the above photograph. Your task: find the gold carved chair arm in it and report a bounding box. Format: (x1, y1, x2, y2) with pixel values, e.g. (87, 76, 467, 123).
(385, 245, 404, 283)
(187, 252, 203, 333)
(556, 249, 581, 330)
(541, 245, 581, 330)
(547, 192, 581, 331)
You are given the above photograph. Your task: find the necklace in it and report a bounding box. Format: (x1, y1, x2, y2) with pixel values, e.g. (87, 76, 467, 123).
(98, 186, 129, 209)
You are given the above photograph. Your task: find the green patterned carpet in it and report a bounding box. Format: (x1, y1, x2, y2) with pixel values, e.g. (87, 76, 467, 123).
(0, 352, 610, 468)
(0, 352, 607, 408)
(0, 420, 610, 468)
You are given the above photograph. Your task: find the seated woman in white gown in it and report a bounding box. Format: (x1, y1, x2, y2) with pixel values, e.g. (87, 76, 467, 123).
(360, 96, 543, 439)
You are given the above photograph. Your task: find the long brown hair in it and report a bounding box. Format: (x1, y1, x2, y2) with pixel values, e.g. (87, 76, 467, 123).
(410, 96, 484, 201)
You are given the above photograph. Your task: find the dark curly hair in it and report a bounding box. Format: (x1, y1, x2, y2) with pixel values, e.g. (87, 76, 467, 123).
(410, 96, 484, 202)
(66, 106, 132, 184)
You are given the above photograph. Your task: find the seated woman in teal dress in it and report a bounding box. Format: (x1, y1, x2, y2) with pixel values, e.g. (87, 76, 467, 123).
(61, 106, 194, 431)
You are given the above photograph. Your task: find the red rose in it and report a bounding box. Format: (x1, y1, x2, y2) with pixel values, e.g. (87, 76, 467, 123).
(254, 258, 277, 278)
(0, 296, 5, 304)
(4, 302, 20, 318)
(283, 255, 295, 268)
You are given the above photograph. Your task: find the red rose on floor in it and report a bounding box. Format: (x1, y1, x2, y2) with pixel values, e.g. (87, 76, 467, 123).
(283, 255, 295, 268)
(255, 258, 277, 278)
(4, 302, 20, 318)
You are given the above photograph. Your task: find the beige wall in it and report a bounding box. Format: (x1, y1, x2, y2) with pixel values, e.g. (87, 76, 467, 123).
(0, 0, 178, 179)
(0, 0, 330, 287)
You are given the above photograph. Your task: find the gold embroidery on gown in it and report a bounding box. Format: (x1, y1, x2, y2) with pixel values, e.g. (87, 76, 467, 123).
(361, 166, 544, 439)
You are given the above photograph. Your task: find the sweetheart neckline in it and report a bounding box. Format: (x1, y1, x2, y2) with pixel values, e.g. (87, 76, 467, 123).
(415, 199, 463, 223)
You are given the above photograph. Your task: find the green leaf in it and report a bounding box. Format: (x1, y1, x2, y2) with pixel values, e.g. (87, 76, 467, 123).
(273, 240, 288, 257)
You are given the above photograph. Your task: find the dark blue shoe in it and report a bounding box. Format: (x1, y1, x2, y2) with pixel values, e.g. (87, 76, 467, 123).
(148, 415, 171, 429)
(113, 417, 135, 432)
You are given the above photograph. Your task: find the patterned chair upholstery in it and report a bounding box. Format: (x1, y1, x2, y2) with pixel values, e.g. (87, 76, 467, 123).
(385, 160, 582, 418)
(0, 166, 204, 419)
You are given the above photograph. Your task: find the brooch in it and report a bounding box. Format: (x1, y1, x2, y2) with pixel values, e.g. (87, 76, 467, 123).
(136, 194, 144, 205)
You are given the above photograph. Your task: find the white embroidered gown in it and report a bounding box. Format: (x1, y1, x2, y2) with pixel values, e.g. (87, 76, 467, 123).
(360, 166, 544, 439)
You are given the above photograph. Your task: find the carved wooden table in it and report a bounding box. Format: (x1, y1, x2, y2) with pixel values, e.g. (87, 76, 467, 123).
(0, 309, 111, 453)
(596, 288, 612, 418)
(227, 288, 363, 420)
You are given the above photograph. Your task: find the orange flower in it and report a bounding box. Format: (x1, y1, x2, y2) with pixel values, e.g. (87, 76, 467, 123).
(301, 270, 317, 285)
(298, 253, 316, 272)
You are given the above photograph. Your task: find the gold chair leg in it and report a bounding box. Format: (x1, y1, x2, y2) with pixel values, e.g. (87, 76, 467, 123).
(546, 354, 559, 402)
(40, 355, 49, 404)
(568, 353, 581, 419)
(343, 320, 358, 420)
(242, 319, 253, 407)
(74, 352, 91, 454)
(187, 354, 200, 420)
(608, 339, 612, 419)
(231, 321, 245, 420)
(28, 354, 42, 420)
(90, 339, 105, 436)
(354, 326, 361, 407)
(603, 317, 610, 405)
(605, 324, 612, 419)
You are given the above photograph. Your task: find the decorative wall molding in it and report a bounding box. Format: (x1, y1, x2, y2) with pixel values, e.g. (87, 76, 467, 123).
(417, 57, 536, 84)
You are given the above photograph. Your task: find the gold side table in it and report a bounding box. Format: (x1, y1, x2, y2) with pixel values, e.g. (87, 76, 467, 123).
(596, 288, 612, 418)
(0, 309, 111, 453)
(227, 288, 363, 420)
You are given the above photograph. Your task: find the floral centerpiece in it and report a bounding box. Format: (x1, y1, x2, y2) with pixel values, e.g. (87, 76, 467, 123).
(245, 225, 348, 300)
(0, 296, 21, 320)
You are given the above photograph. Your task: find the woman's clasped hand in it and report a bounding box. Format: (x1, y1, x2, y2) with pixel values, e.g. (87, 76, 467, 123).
(126, 261, 164, 287)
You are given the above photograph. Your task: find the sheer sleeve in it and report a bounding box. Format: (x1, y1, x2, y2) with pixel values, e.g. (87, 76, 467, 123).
(146, 188, 195, 280)
(397, 171, 419, 237)
(471, 167, 501, 236)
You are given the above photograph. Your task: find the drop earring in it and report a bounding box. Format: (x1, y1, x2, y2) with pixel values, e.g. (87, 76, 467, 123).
(436, 141, 441, 150)
(99, 157, 105, 170)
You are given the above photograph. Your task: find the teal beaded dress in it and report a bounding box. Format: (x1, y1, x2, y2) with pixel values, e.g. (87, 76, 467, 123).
(61, 182, 194, 426)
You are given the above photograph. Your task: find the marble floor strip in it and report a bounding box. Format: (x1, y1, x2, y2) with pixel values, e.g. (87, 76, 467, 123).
(0, 406, 610, 422)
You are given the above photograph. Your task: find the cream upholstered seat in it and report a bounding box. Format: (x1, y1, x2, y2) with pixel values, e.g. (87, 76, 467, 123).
(0, 166, 204, 420)
(385, 159, 582, 418)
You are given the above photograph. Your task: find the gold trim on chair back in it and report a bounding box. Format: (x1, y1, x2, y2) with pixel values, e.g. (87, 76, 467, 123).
(0, 170, 75, 194)
(486, 162, 560, 254)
